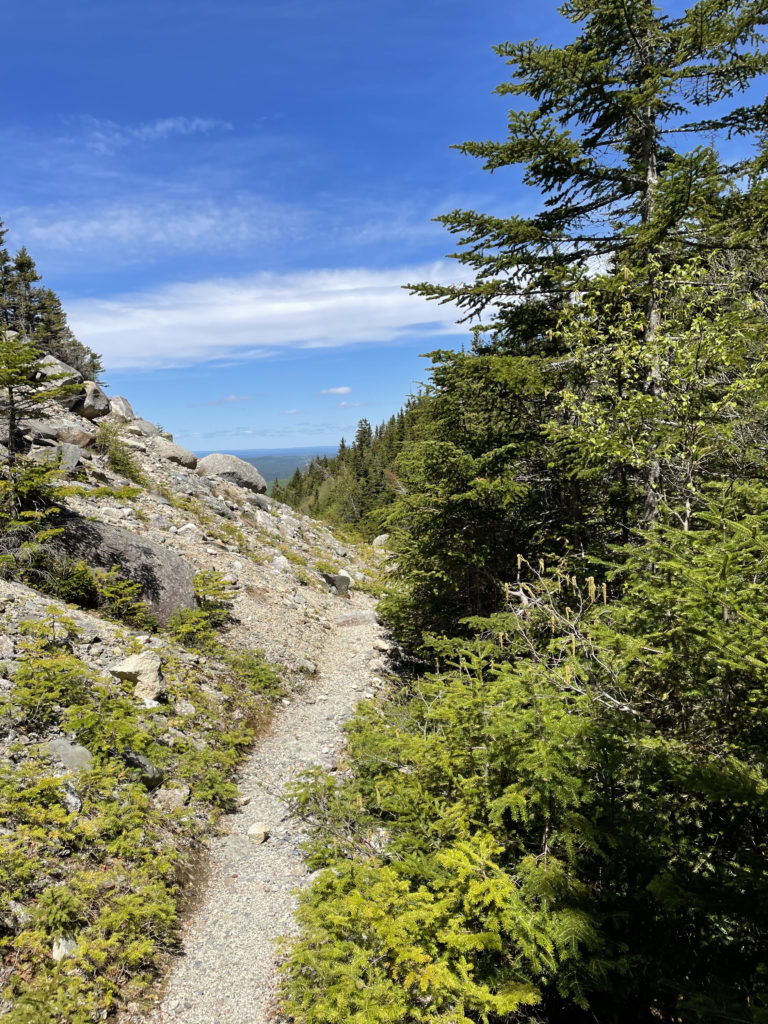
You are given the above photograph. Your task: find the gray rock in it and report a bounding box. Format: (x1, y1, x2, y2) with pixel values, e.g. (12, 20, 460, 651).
(247, 822, 270, 844)
(45, 737, 93, 771)
(177, 522, 199, 536)
(21, 417, 60, 441)
(110, 651, 164, 705)
(202, 496, 233, 518)
(108, 396, 135, 421)
(121, 435, 147, 451)
(250, 493, 271, 511)
(69, 381, 110, 420)
(52, 934, 78, 961)
(152, 436, 198, 469)
(57, 517, 196, 625)
(122, 749, 165, 789)
(60, 781, 82, 814)
(372, 533, 390, 549)
(321, 571, 351, 596)
(37, 355, 82, 386)
(197, 453, 267, 494)
(57, 423, 97, 447)
(124, 418, 160, 438)
(151, 786, 190, 813)
(32, 443, 88, 472)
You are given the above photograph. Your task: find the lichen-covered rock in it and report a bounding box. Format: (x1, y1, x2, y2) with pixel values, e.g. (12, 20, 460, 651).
(152, 436, 198, 469)
(197, 453, 266, 493)
(57, 517, 196, 625)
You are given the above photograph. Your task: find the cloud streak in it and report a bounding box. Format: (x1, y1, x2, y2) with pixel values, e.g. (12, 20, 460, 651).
(79, 115, 233, 154)
(66, 262, 466, 370)
(321, 386, 351, 395)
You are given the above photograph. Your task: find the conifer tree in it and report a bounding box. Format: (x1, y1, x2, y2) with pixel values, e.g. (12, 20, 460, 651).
(386, 0, 768, 637)
(413, 0, 768, 351)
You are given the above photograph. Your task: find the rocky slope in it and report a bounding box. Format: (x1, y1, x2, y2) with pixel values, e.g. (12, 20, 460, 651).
(0, 360, 390, 1022)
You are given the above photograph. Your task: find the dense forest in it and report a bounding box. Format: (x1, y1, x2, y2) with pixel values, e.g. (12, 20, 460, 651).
(279, 2, 768, 1021)
(273, 403, 421, 536)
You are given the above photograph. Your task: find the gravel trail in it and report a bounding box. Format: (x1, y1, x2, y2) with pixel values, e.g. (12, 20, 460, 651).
(140, 595, 385, 1024)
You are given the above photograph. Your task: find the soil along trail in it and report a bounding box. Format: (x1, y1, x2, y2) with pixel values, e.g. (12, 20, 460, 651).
(139, 594, 386, 1024)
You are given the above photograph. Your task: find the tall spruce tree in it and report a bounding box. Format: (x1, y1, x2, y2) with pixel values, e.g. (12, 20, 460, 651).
(413, 0, 768, 351)
(384, 0, 768, 639)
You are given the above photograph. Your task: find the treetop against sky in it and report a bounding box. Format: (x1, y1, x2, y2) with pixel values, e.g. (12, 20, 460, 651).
(0, 0, 752, 449)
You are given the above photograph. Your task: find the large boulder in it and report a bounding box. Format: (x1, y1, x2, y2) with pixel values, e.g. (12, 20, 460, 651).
(69, 381, 110, 420)
(197, 453, 266, 494)
(152, 436, 197, 469)
(36, 355, 83, 386)
(22, 418, 96, 448)
(108, 396, 135, 421)
(57, 517, 196, 625)
(124, 418, 160, 438)
(31, 443, 88, 473)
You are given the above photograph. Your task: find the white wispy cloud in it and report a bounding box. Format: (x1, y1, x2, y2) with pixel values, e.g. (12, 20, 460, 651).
(10, 196, 306, 258)
(321, 386, 351, 395)
(338, 400, 362, 408)
(207, 394, 251, 405)
(79, 115, 233, 154)
(284, 409, 299, 415)
(65, 262, 466, 371)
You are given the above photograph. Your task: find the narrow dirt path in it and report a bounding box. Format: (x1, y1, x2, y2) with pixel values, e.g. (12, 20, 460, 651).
(137, 592, 385, 1024)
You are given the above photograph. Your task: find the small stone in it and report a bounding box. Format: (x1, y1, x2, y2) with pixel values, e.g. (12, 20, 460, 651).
(52, 934, 78, 961)
(110, 651, 164, 705)
(45, 737, 93, 771)
(247, 822, 269, 844)
(151, 786, 190, 812)
(60, 781, 82, 814)
(281, 698, 291, 706)
(122, 749, 165, 790)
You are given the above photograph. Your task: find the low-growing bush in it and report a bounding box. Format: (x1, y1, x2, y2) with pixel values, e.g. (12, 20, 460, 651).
(0, 610, 285, 1020)
(94, 421, 147, 486)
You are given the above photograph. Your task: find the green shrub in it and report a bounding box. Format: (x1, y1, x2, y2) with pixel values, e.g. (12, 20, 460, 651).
(50, 558, 100, 608)
(94, 421, 147, 485)
(94, 566, 157, 631)
(167, 606, 218, 651)
(0, 610, 284, 1020)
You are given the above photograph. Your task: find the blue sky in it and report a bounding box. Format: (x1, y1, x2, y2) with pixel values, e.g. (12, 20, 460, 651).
(0, 0, 726, 449)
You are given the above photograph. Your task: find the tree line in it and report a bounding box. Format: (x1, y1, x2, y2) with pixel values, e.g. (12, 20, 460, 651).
(280, 2, 768, 1021)
(274, 402, 421, 537)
